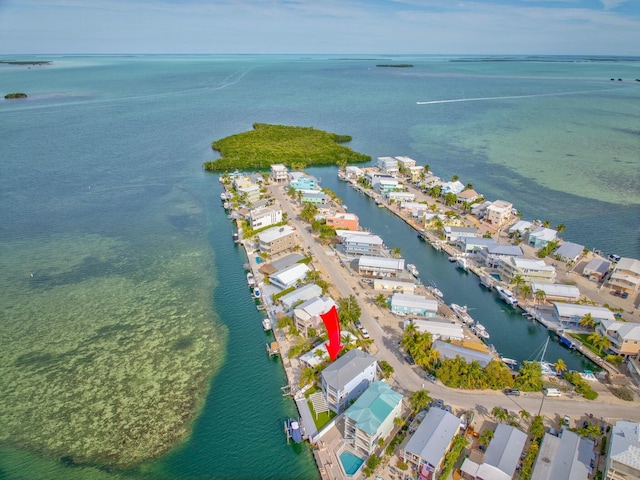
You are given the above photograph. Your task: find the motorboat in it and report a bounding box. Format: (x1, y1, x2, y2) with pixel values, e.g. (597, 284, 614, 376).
(473, 323, 490, 339)
(253, 287, 261, 298)
(247, 272, 255, 286)
(450, 303, 474, 325)
(262, 318, 272, 331)
(456, 257, 469, 272)
(407, 264, 419, 277)
(287, 418, 302, 443)
(496, 287, 518, 306)
(427, 282, 444, 298)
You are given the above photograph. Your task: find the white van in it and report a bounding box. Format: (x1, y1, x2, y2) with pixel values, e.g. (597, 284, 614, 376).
(544, 388, 562, 397)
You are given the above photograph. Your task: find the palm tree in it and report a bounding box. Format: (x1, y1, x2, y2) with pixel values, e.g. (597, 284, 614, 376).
(305, 270, 321, 283)
(465, 183, 473, 190)
(478, 429, 494, 448)
(519, 409, 531, 427)
(534, 289, 547, 305)
(542, 220, 551, 228)
(511, 274, 525, 295)
(374, 294, 388, 309)
(580, 313, 596, 330)
(555, 359, 567, 376)
(451, 174, 459, 182)
(555, 223, 566, 236)
(409, 390, 432, 414)
(520, 284, 532, 299)
(390, 247, 402, 258)
(492, 406, 509, 423)
(299, 366, 317, 387)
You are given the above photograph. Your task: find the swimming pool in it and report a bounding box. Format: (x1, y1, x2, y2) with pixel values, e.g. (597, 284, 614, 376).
(339, 450, 365, 476)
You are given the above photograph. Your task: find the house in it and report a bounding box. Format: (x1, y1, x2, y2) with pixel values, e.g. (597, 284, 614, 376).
(343, 381, 404, 456)
(289, 172, 318, 191)
(422, 173, 441, 188)
(395, 155, 416, 169)
(390, 293, 438, 317)
(236, 182, 261, 204)
(498, 257, 556, 284)
(293, 296, 336, 337)
(407, 165, 424, 182)
(582, 258, 611, 282)
(373, 278, 416, 295)
(441, 180, 466, 195)
(321, 349, 377, 414)
(257, 225, 297, 256)
(597, 320, 640, 357)
(387, 191, 415, 203)
(325, 212, 359, 231)
(270, 164, 288, 182)
(482, 244, 524, 269)
(509, 220, 533, 237)
(374, 178, 400, 195)
(432, 339, 493, 367)
(553, 303, 615, 329)
(401, 408, 462, 477)
(344, 166, 365, 179)
(404, 319, 463, 342)
(485, 200, 513, 226)
(607, 257, 640, 295)
(299, 331, 357, 367)
(461, 423, 527, 480)
(604, 420, 640, 480)
(457, 237, 498, 254)
(470, 200, 492, 219)
(531, 430, 594, 480)
(269, 263, 310, 290)
(444, 226, 477, 242)
(399, 202, 430, 217)
(339, 231, 384, 257)
(300, 190, 329, 205)
(528, 227, 558, 249)
(358, 256, 405, 278)
(279, 283, 323, 311)
(554, 242, 584, 263)
(456, 188, 482, 204)
(376, 156, 399, 175)
(249, 205, 283, 230)
(530, 282, 581, 302)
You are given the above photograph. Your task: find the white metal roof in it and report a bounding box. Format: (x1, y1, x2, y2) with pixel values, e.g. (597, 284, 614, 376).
(270, 263, 310, 287)
(359, 256, 405, 270)
(553, 302, 615, 321)
(530, 283, 580, 298)
(391, 293, 438, 311)
(258, 225, 295, 243)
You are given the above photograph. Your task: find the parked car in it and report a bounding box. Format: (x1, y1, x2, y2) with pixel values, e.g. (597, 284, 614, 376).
(354, 320, 362, 329)
(404, 355, 416, 366)
(426, 374, 437, 383)
(563, 415, 571, 427)
(435, 399, 444, 409)
(504, 388, 520, 396)
(360, 328, 370, 339)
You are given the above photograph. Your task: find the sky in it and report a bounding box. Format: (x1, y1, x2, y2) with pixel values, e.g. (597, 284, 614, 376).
(0, 0, 639, 55)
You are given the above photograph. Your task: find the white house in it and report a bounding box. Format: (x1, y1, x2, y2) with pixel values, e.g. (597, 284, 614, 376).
(391, 293, 438, 317)
(269, 263, 310, 290)
(498, 256, 556, 284)
(485, 200, 513, 226)
(441, 180, 466, 195)
(530, 282, 581, 302)
(509, 220, 533, 236)
(376, 156, 399, 174)
(321, 349, 378, 414)
(444, 226, 477, 242)
(358, 256, 405, 278)
(461, 423, 527, 480)
(299, 331, 357, 367)
(270, 163, 289, 182)
(339, 231, 384, 257)
(482, 244, 524, 269)
(403, 319, 463, 342)
(604, 420, 640, 480)
(343, 380, 404, 456)
(293, 296, 336, 337)
(532, 430, 594, 480)
(388, 191, 415, 203)
(395, 155, 416, 169)
(528, 227, 558, 249)
(279, 283, 323, 311)
(553, 302, 615, 329)
(554, 242, 584, 263)
(249, 205, 283, 230)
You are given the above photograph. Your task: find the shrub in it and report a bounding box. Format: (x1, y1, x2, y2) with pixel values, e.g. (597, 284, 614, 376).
(396, 460, 408, 471)
(612, 387, 635, 401)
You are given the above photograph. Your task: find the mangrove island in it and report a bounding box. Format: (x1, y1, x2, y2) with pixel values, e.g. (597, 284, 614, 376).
(4, 92, 28, 99)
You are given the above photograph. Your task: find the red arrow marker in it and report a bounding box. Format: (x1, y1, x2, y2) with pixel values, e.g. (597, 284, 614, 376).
(320, 305, 343, 361)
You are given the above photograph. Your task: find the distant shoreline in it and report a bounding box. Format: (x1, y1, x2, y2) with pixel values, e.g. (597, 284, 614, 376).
(1, 60, 51, 66)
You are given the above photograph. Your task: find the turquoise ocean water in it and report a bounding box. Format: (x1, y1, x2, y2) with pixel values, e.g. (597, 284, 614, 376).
(1, 55, 638, 479)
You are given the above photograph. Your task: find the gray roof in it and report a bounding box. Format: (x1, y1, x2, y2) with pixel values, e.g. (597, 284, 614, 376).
(459, 237, 497, 248)
(609, 421, 640, 470)
(487, 244, 523, 256)
(553, 302, 615, 321)
(404, 408, 461, 467)
(433, 340, 493, 367)
(583, 258, 610, 275)
(530, 283, 580, 299)
(532, 430, 594, 480)
(271, 253, 305, 271)
(321, 349, 377, 391)
(485, 424, 527, 477)
(554, 242, 584, 260)
(279, 283, 323, 310)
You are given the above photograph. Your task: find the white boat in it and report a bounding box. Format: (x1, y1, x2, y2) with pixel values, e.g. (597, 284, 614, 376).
(536, 337, 558, 376)
(220, 191, 232, 200)
(473, 323, 490, 339)
(262, 318, 272, 331)
(247, 273, 255, 286)
(253, 287, 261, 298)
(501, 357, 519, 368)
(497, 287, 518, 306)
(427, 282, 444, 298)
(450, 303, 474, 325)
(407, 264, 420, 277)
(448, 256, 457, 262)
(456, 257, 469, 272)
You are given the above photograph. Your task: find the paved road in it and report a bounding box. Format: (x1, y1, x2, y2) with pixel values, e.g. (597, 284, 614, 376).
(270, 184, 640, 424)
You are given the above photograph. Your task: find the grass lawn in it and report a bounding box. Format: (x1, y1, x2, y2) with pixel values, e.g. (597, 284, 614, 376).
(305, 386, 336, 431)
(570, 333, 605, 358)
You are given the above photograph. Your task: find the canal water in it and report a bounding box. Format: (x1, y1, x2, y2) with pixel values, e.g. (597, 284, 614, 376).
(308, 166, 596, 373)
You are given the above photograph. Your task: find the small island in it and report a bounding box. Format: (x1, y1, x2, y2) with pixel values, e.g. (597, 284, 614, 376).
(4, 92, 27, 99)
(1, 60, 51, 66)
(203, 123, 371, 171)
(376, 64, 414, 68)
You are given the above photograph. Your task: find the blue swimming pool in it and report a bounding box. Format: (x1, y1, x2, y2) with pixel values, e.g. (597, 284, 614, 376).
(339, 450, 365, 476)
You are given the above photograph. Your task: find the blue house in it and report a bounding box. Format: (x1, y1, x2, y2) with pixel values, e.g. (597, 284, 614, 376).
(289, 172, 318, 191)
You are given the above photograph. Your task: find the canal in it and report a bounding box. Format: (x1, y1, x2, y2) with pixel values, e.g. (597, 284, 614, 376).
(308, 166, 596, 373)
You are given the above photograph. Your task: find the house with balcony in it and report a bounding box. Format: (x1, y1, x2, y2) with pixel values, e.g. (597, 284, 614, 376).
(321, 349, 377, 414)
(249, 205, 283, 230)
(343, 381, 403, 456)
(597, 320, 640, 357)
(531, 430, 594, 480)
(388, 191, 415, 203)
(481, 244, 524, 269)
(441, 180, 466, 195)
(528, 227, 558, 249)
(358, 256, 405, 278)
(373, 278, 416, 295)
(293, 296, 336, 337)
(401, 408, 462, 478)
(498, 257, 556, 284)
(390, 293, 438, 317)
(289, 172, 318, 191)
(395, 155, 416, 169)
(279, 283, 323, 311)
(344, 166, 365, 180)
(339, 231, 384, 257)
(258, 225, 297, 256)
(325, 212, 359, 231)
(376, 156, 399, 175)
(407, 165, 424, 182)
(604, 420, 640, 480)
(553, 303, 615, 329)
(582, 257, 611, 282)
(607, 257, 640, 295)
(461, 423, 527, 480)
(485, 200, 513, 227)
(374, 178, 400, 195)
(270, 163, 289, 182)
(456, 237, 498, 254)
(444, 226, 477, 242)
(301, 190, 329, 205)
(236, 182, 261, 204)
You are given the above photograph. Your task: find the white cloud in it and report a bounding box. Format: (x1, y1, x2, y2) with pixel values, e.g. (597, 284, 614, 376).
(599, 0, 628, 10)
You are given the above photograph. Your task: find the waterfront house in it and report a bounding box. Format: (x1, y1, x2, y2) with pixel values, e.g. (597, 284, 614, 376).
(528, 227, 558, 249)
(325, 212, 359, 231)
(582, 257, 611, 282)
(404, 319, 463, 342)
(456, 188, 482, 204)
(358, 256, 405, 278)
(320, 349, 377, 414)
(376, 156, 399, 175)
(257, 225, 297, 256)
(249, 205, 283, 230)
(269, 263, 310, 290)
(390, 293, 438, 317)
(343, 380, 404, 456)
(509, 220, 533, 237)
(422, 173, 441, 188)
(482, 244, 524, 269)
(456, 237, 497, 254)
(432, 340, 493, 367)
(395, 155, 416, 169)
(236, 182, 261, 204)
(300, 190, 329, 205)
(293, 295, 336, 337)
(461, 423, 527, 480)
(440, 180, 466, 195)
(470, 200, 492, 219)
(401, 407, 462, 477)
(387, 191, 415, 203)
(373, 278, 416, 295)
(407, 165, 424, 183)
(338, 231, 384, 257)
(554, 242, 584, 263)
(279, 283, 323, 311)
(344, 166, 364, 180)
(485, 200, 513, 227)
(531, 430, 594, 480)
(374, 178, 400, 195)
(444, 226, 477, 242)
(553, 302, 615, 329)
(270, 163, 289, 182)
(596, 320, 640, 357)
(299, 331, 357, 368)
(498, 256, 556, 284)
(399, 202, 430, 217)
(607, 257, 640, 295)
(604, 420, 640, 480)
(289, 171, 318, 191)
(530, 282, 581, 302)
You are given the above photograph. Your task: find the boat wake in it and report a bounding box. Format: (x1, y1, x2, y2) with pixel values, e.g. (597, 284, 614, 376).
(416, 88, 616, 105)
